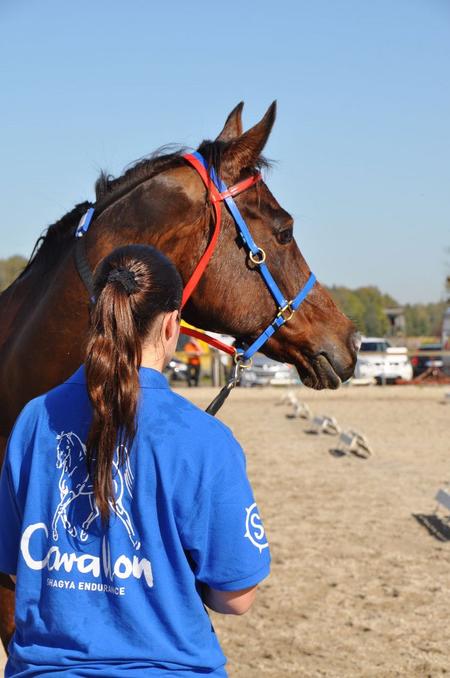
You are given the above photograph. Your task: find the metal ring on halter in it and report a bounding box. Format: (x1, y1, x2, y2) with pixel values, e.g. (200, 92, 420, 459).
(248, 248, 266, 265)
(234, 352, 253, 368)
(276, 300, 295, 323)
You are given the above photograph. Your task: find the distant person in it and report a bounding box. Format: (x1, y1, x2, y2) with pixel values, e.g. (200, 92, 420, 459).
(0, 244, 270, 677)
(185, 337, 202, 387)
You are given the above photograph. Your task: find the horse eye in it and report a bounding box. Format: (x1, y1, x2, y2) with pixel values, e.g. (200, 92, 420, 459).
(277, 228, 293, 244)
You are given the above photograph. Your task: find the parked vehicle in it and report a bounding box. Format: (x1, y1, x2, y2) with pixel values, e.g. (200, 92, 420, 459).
(410, 343, 443, 377)
(239, 353, 300, 387)
(354, 337, 413, 384)
(164, 357, 189, 383)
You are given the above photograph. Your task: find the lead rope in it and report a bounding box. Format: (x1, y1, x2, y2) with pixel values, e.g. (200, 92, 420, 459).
(205, 361, 243, 416)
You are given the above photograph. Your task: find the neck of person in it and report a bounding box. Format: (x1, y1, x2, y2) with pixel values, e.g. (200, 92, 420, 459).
(139, 313, 180, 374)
(140, 343, 168, 374)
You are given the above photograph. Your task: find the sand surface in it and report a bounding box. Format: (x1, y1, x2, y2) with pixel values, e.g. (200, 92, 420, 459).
(2, 384, 450, 677)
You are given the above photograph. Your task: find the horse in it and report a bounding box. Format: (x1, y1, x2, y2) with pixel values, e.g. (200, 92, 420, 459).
(0, 101, 359, 649)
(52, 433, 140, 550)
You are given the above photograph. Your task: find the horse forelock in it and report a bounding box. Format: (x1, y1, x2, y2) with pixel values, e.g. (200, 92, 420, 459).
(197, 140, 272, 181)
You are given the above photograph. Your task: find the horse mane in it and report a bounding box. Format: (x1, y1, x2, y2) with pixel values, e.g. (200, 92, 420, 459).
(94, 142, 270, 207)
(94, 145, 187, 206)
(17, 146, 187, 281)
(15, 141, 270, 283)
(17, 201, 93, 281)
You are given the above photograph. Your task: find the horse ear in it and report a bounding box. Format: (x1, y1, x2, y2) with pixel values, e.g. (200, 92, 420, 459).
(223, 101, 276, 173)
(216, 102, 244, 142)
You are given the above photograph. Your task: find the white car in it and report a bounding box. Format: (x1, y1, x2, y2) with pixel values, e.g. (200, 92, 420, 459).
(354, 337, 413, 384)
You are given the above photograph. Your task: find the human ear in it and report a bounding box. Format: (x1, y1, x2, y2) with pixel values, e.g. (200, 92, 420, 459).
(164, 310, 180, 343)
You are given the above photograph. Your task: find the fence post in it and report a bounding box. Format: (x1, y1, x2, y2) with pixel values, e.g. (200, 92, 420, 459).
(211, 350, 222, 387)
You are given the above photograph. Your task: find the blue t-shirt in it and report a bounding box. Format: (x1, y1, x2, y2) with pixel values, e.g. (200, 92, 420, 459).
(0, 366, 270, 677)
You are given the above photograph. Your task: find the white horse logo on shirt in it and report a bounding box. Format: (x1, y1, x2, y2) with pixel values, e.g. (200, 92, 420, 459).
(51, 431, 141, 550)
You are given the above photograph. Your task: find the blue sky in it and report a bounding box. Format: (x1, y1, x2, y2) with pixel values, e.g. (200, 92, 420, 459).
(1, 0, 449, 303)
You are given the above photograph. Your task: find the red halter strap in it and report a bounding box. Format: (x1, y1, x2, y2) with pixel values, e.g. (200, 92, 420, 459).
(181, 326, 236, 356)
(181, 153, 261, 308)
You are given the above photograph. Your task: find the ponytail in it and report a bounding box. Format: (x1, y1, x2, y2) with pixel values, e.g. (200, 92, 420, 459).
(85, 245, 182, 522)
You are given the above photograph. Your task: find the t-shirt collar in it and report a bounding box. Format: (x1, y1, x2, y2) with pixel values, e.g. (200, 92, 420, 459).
(66, 365, 170, 390)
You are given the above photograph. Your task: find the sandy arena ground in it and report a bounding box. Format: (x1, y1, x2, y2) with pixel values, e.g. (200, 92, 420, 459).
(1, 384, 450, 677)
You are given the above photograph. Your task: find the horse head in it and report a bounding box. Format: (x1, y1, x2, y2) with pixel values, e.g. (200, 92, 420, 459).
(207, 102, 359, 389)
(187, 102, 359, 387)
(90, 103, 357, 388)
(53, 103, 358, 390)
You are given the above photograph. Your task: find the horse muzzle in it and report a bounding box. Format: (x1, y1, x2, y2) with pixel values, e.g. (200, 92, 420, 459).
(297, 332, 360, 390)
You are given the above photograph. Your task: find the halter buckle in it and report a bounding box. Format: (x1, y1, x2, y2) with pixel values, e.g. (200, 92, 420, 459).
(277, 301, 295, 323)
(249, 248, 266, 265)
(234, 352, 253, 368)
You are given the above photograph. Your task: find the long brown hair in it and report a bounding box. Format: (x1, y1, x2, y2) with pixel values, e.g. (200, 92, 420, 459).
(85, 244, 182, 522)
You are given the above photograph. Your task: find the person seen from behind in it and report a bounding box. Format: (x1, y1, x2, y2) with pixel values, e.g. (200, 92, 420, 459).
(184, 337, 202, 387)
(0, 244, 270, 677)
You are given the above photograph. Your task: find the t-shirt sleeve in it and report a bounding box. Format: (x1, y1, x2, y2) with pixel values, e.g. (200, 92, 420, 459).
(0, 445, 22, 575)
(179, 430, 271, 591)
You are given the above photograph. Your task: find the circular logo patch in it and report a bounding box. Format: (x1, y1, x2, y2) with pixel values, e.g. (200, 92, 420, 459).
(244, 503, 269, 552)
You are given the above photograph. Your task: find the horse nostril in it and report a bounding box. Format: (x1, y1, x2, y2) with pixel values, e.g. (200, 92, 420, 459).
(351, 332, 362, 353)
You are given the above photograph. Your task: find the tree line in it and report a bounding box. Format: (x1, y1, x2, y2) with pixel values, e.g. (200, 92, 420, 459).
(0, 255, 446, 338)
(328, 285, 446, 338)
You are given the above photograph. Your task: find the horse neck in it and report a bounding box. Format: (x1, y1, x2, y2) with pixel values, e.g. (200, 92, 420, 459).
(0, 246, 79, 370)
(2, 167, 207, 325)
(0, 265, 46, 352)
(0, 172, 209, 431)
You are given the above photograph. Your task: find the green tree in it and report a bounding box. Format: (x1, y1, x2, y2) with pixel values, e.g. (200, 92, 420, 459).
(328, 285, 392, 335)
(404, 302, 446, 337)
(328, 286, 367, 332)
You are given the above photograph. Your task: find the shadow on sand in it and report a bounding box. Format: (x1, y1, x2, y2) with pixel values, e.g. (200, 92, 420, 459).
(328, 448, 347, 458)
(413, 513, 450, 542)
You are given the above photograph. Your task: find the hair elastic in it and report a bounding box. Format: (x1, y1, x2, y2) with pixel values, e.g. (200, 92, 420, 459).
(107, 268, 139, 295)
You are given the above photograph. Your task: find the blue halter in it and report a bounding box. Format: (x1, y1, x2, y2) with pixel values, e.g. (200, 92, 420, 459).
(188, 152, 316, 363)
